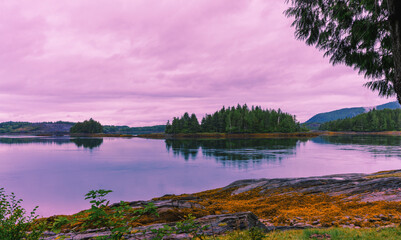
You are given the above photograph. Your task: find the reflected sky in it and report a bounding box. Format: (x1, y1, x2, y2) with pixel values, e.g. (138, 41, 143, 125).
(1, 136, 401, 217)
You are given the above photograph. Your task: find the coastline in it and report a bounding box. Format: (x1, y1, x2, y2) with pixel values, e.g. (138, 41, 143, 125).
(137, 131, 401, 139)
(39, 169, 401, 239)
(3, 131, 401, 139)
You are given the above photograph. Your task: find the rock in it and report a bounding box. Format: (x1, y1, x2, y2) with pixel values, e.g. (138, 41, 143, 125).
(310, 233, 331, 239)
(127, 199, 204, 209)
(220, 172, 401, 201)
(293, 223, 313, 228)
(42, 212, 268, 240)
(232, 181, 269, 195)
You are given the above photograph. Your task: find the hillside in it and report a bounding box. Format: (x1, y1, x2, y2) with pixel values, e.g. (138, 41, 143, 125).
(304, 101, 401, 129)
(319, 108, 401, 132)
(0, 121, 74, 134)
(0, 121, 165, 135)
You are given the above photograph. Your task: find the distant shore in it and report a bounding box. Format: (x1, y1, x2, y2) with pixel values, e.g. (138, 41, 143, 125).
(3, 131, 401, 139)
(136, 131, 401, 139)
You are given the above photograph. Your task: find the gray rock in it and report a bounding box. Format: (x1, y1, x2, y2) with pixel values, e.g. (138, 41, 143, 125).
(220, 172, 401, 201)
(42, 212, 268, 240)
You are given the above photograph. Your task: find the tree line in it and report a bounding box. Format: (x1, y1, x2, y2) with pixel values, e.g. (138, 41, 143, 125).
(319, 109, 401, 132)
(70, 118, 103, 133)
(165, 104, 304, 134)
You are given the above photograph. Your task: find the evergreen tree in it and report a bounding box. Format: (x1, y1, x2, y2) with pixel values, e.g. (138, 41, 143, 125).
(70, 118, 103, 134)
(285, 0, 401, 102)
(165, 104, 302, 134)
(319, 109, 401, 131)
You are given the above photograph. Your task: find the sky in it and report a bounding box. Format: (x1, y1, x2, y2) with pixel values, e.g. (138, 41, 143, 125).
(0, 0, 394, 126)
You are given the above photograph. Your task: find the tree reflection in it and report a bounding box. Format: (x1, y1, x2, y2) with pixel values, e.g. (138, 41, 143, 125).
(70, 138, 103, 149)
(312, 135, 401, 158)
(0, 137, 103, 149)
(165, 138, 305, 168)
(313, 135, 401, 146)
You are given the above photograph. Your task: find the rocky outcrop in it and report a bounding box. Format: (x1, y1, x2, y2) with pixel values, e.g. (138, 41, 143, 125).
(225, 171, 401, 201)
(41, 212, 267, 240)
(41, 170, 401, 239)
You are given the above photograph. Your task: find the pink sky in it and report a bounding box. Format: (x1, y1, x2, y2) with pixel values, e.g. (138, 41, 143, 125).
(0, 0, 393, 126)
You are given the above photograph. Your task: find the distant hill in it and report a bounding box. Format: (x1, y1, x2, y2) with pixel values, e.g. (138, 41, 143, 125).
(304, 101, 401, 129)
(0, 121, 165, 135)
(103, 125, 165, 134)
(0, 121, 74, 134)
(375, 101, 401, 110)
(319, 108, 401, 132)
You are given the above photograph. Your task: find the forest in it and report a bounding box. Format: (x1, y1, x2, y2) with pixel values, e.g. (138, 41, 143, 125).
(165, 104, 303, 134)
(319, 109, 401, 132)
(70, 118, 103, 134)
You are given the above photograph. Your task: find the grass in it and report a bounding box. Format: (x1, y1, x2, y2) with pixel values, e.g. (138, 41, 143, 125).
(208, 227, 401, 240)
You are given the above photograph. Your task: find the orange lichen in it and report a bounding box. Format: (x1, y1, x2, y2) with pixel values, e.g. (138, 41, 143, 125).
(38, 184, 401, 231)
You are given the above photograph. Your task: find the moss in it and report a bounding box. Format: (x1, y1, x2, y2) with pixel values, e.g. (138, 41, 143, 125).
(37, 178, 401, 233)
(208, 227, 401, 240)
(366, 172, 401, 179)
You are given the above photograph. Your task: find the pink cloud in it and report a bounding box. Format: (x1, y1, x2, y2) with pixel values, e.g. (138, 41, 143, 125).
(0, 0, 393, 126)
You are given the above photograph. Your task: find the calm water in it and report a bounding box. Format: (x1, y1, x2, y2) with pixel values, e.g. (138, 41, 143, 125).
(1, 135, 401, 217)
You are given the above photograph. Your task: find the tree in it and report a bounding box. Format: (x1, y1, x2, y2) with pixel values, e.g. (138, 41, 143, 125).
(166, 104, 302, 134)
(70, 118, 103, 134)
(285, 0, 401, 103)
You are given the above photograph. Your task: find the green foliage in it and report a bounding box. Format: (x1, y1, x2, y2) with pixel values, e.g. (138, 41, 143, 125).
(207, 227, 266, 240)
(81, 189, 113, 229)
(149, 214, 208, 240)
(51, 216, 70, 233)
(166, 104, 302, 134)
(67, 189, 159, 239)
(103, 125, 166, 134)
(319, 108, 401, 132)
(285, 0, 395, 97)
(209, 227, 401, 240)
(70, 118, 103, 134)
(247, 227, 266, 240)
(85, 189, 112, 208)
(0, 188, 44, 240)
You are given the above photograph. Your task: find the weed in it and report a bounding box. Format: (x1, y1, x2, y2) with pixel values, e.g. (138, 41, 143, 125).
(0, 188, 44, 240)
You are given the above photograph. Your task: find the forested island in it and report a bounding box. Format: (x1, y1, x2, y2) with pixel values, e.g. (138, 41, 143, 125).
(165, 104, 305, 134)
(0, 121, 165, 135)
(319, 109, 401, 132)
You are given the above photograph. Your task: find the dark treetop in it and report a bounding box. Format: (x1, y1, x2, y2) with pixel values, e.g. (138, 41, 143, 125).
(319, 108, 401, 132)
(165, 104, 304, 134)
(285, 0, 401, 103)
(70, 118, 103, 134)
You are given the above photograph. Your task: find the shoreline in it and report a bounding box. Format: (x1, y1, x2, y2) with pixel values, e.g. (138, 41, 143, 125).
(39, 169, 401, 239)
(3, 130, 401, 139)
(137, 131, 401, 139)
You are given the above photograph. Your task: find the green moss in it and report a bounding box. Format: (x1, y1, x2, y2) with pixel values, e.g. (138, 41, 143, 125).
(208, 227, 401, 240)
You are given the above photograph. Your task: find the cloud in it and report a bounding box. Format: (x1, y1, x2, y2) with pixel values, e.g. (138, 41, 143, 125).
(0, 0, 392, 125)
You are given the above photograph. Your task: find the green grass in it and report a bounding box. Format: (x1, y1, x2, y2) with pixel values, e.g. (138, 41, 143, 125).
(207, 227, 401, 240)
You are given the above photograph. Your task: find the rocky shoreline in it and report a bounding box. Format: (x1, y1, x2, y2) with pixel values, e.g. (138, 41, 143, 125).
(42, 169, 401, 239)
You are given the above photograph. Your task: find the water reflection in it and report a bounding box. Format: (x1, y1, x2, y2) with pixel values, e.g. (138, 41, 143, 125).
(2, 136, 401, 217)
(165, 138, 305, 168)
(312, 135, 401, 158)
(70, 138, 103, 149)
(0, 136, 103, 149)
(313, 135, 401, 146)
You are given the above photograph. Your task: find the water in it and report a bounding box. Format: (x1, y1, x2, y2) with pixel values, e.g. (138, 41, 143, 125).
(1, 135, 401, 217)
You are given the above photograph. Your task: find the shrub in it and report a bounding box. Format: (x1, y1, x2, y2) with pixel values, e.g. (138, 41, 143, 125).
(0, 188, 43, 240)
